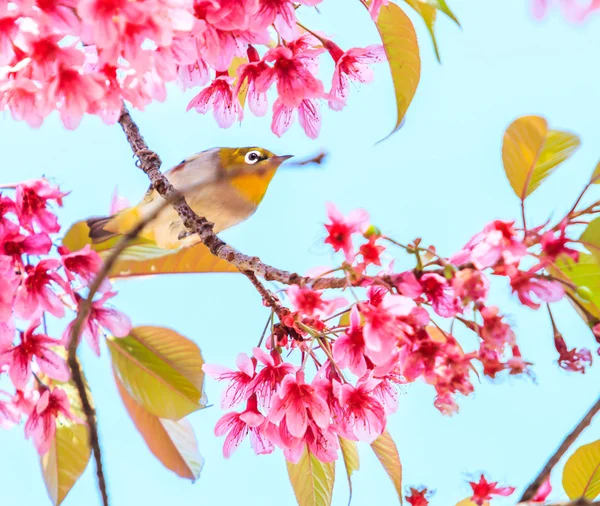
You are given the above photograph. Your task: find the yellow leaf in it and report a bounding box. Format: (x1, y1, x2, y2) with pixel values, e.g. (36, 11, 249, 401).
(455, 499, 489, 506)
(114, 371, 203, 481)
(228, 56, 249, 109)
(62, 220, 238, 279)
(286, 447, 335, 506)
(502, 116, 580, 200)
(107, 326, 206, 420)
(371, 430, 403, 504)
(580, 218, 600, 260)
(563, 440, 600, 500)
(551, 253, 600, 319)
(425, 0, 460, 25)
(375, 2, 421, 142)
(404, 0, 440, 61)
(41, 423, 91, 505)
(339, 437, 360, 502)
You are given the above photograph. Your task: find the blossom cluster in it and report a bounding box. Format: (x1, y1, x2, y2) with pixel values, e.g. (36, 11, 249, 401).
(0, 179, 131, 455)
(0, 0, 387, 137)
(204, 201, 597, 464)
(532, 0, 600, 22)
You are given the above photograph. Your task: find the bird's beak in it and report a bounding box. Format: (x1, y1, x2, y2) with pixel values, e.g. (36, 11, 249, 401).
(273, 154, 294, 163)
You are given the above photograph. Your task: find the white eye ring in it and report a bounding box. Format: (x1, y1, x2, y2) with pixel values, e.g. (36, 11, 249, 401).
(245, 150, 262, 164)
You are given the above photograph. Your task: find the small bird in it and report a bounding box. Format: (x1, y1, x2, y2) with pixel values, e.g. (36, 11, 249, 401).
(87, 146, 292, 249)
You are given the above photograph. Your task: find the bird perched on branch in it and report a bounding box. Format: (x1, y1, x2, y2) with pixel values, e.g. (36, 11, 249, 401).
(87, 147, 292, 249)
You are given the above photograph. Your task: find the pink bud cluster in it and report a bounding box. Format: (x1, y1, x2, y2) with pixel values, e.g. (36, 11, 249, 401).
(0, 0, 386, 137)
(0, 179, 131, 455)
(204, 203, 595, 463)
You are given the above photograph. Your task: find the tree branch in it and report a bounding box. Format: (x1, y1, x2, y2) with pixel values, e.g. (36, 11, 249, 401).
(117, 104, 347, 290)
(66, 193, 182, 506)
(519, 395, 600, 502)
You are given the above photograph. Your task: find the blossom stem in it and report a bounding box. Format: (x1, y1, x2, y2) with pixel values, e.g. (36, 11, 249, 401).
(521, 200, 528, 234)
(257, 312, 274, 348)
(519, 394, 600, 502)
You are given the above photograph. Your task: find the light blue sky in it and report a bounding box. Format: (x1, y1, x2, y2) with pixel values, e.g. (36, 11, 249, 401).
(1, 1, 600, 505)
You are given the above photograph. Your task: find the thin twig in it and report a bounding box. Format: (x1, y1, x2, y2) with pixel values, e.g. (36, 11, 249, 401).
(519, 395, 600, 502)
(66, 191, 182, 506)
(117, 104, 347, 290)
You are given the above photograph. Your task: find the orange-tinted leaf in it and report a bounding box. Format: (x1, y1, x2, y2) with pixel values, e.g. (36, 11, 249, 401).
(62, 219, 238, 278)
(371, 430, 403, 504)
(502, 116, 580, 200)
(404, 0, 440, 61)
(552, 253, 600, 319)
(563, 440, 600, 500)
(590, 160, 600, 184)
(108, 326, 206, 420)
(228, 56, 249, 109)
(339, 437, 360, 503)
(286, 447, 335, 506)
(375, 2, 421, 142)
(114, 371, 203, 481)
(41, 423, 91, 505)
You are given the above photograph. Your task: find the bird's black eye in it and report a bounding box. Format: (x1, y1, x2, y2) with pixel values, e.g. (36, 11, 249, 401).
(245, 150, 262, 164)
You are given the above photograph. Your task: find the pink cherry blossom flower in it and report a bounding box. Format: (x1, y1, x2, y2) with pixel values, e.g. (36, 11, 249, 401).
(177, 58, 211, 90)
(14, 260, 67, 320)
(214, 395, 273, 458)
(273, 416, 339, 463)
(254, 0, 298, 40)
(0, 194, 18, 236)
(234, 46, 270, 116)
(419, 273, 461, 317)
(393, 270, 424, 299)
(531, 477, 552, 503)
(324, 40, 385, 111)
(15, 178, 66, 234)
(358, 236, 385, 267)
(469, 475, 515, 506)
(271, 97, 322, 139)
(246, 347, 296, 409)
(0, 78, 46, 128)
(269, 371, 330, 438)
(372, 364, 405, 414)
(406, 487, 430, 506)
(324, 202, 369, 262)
(59, 245, 108, 291)
(540, 220, 579, 264)
(507, 268, 564, 310)
(202, 352, 255, 409)
(109, 187, 130, 214)
(34, 0, 81, 32)
(1, 231, 52, 263)
(333, 373, 386, 443)
(452, 268, 489, 304)
(0, 254, 18, 321)
(24, 387, 75, 454)
(0, 320, 70, 390)
(368, 0, 390, 20)
(187, 73, 243, 128)
(0, 13, 18, 65)
(257, 43, 325, 108)
(554, 334, 592, 373)
(64, 291, 132, 356)
(286, 285, 346, 319)
(196, 0, 259, 31)
(0, 318, 15, 348)
(333, 306, 368, 377)
(0, 393, 20, 429)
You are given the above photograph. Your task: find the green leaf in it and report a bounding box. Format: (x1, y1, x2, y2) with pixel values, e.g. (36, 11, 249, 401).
(371, 430, 403, 504)
(404, 0, 440, 61)
(552, 253, 600, 319)
(286, 446, 336, 506)
(62, 219, 238, 279)
(375, 2, 421, 142)
(339, 437, 360, 504)
(114, 370, 203, 481)
(425, 0, 460, 25)
(590, 161, 600, 184)
(502, 115, 580, 200)
(580, 217, 600, 260)
(107, 326, 206, 420)
(41, 423, 91, 505)
(563, 440, 600, 500)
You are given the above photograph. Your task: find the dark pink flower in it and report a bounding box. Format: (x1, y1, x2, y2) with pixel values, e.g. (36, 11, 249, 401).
(507, 268, 564, 309)
(452, 268, 489, 304)
(1, 231, 52, 264)
(554, 334, 592, 373)
(14, 260, 67, 320)
(214, 395, 273, 458)
(187, 74, 243, 128)
(0, 320, 69, 390)
(419, 273, 461, 317)
(24, 387, 75, 454)
(257, 43, 325, 108)
(359, 237, 385, 267)
(531, 477, 552, 503)
(63, 291, 131, 356)
(202, 352, 255, 409)
(540, 221, 579, 264)
(0, 255, 18, 322)
(406, 488, 430, 506)
(269, 371, 330, 438)
(246, 347, 296, 409)
(234, 46, 270, 116)
(324, 41, 385, 111)
(394, 271, 423, 299)
(15, 179, 65, 234)
(0, 194, 18, 236)
(469, 475, 515, 506)
(333, 306, 368, 377)
(333, 373, 386, 442)
(324, 202, 369, 262)
(59, 245, 108, 291)
(286, 285, 346, 319)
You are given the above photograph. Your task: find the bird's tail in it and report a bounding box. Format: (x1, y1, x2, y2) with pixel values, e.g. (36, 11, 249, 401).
(87, 215, 120, 244)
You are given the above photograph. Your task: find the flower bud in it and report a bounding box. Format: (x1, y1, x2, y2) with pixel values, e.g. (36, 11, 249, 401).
(363, 224, 381, 239)
(576, 286, 593, 302)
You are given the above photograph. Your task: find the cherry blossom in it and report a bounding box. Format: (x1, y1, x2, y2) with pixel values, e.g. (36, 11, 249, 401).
(469, 475, 515, 505)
